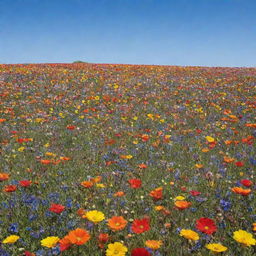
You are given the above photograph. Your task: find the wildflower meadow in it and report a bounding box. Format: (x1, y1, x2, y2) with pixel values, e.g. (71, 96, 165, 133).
(0, 63, 255, 255)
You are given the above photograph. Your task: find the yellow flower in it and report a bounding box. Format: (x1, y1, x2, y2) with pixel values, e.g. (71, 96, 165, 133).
(86, 210, 105, 223)
(44, 143, 50, 148)
(253, 223, 256, 232)
(106, 242, 128, 256)
(18, 147, 25, 152)
(147, 113, 154, 120)
(174, 195, 185, 201)
(205, 243, 228, 253)
(2, 235, 20, 244)
(45, 152, 56, 157)
(35, 118, 44, 123)
(41, 236, 60, 248)
(120, 155, 133, 159)
(233, 230, 256, 246)
(96, 183, 105, 188)
(206, 136, 215, 143)
(180, 229, 199, 241)
(145, 240, 163, 250)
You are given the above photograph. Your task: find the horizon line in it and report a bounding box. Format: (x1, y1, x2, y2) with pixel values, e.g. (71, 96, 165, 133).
(0, 62, 255, 69)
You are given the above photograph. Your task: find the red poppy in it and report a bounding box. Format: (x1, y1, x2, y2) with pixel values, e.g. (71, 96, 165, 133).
(131, 218, 150, 234)
(141, 134, 150, 142)
(180, 186, 187, 192)
(98, 233, 109, 243)
(59, 236, 72, 251)
(240, 179, 253, 187)
(196, 217, 217, 235)
(24, 252, 35, 256)
(208, 141, 217, 149)
(66, 125, 76, 130)
(235, 161, 244, 167)
(104, 139, 116, 145)
(196, 129, 202, 134)
(190, 190, 201, 196)
(19, 180, 32, 187)
(105, 160, 116, 166)
(49, 204, 65, 214)
(17, 138, 32, 143)
(131, 248, 151, 256)
(3, 185, 17, 192)
(128, 179, 142, 189)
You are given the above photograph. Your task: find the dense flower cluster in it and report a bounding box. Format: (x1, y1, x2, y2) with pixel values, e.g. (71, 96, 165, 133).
(0, 63, 255, 255)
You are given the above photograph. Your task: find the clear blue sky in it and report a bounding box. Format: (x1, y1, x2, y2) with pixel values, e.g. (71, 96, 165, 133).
(0, 0, 255, 66)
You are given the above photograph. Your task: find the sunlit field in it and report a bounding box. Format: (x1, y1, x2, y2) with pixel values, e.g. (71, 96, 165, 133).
(0, 63, 255, 256)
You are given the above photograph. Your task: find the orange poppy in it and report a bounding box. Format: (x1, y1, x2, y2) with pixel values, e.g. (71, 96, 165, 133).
(114, 191, 125, 197)
(223, 156, 235, 163)
(77, 208, 87, 217)
(175, 200, 191, 210)
(231, 187, 251, 196)
(253, 223, 256, 232)
(145, 240, 163, 250)
(0, 173, 10, 181)
(3, 185, 17, 192)
(149, 187, 163, 200)
(40, 159, 52, 165)
(81, 181, 93, 188)
(245, 123, 256, 128)
(66, 228, 90, 245)
(52, 160, 61, 165)
(60, 156, 71, 161)
(107, 216, 128, 231)
(138, 163, 147, 169)
(90, 176, 102, 183)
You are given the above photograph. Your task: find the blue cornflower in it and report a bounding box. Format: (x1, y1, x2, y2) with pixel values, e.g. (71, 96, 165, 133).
(66, 198, 72, 208)
(220, 199, 231, 211)
(0, 248, 10, 256)
(8, 223, 18, 233)
(51, 246, 61, 255)
(35, 249, 46, 256)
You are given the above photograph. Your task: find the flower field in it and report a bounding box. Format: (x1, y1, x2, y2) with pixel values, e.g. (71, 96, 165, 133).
(0, 63, 255, 255)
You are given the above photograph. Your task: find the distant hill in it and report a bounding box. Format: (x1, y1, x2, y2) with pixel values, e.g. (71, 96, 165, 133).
(73, 60, 89, 63)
